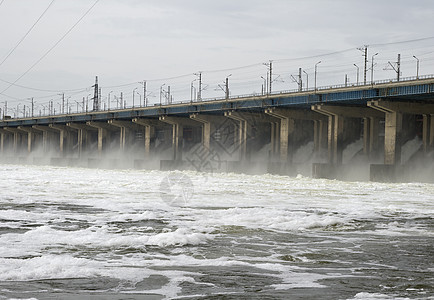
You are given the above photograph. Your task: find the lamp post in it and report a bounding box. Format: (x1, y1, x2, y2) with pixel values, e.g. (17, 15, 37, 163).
(136, 90, 142, 107)
(353, 64, 359, 85)
(260, 76, 267, 95)
(371, 53, 378, 84)
(303, 70, 309, 91)
(314, 61, 321, 91)
(86, 94, 91, 112)
(190, 79, 197, 101)
(133, 88, 138, 108)
(413, 55, 420, 79)
(107, 91, 113, 110)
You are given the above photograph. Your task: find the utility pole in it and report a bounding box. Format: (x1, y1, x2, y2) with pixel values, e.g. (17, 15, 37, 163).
(397, 53, 401, 81)
(194, 72, 202, 101)
(263, 61, 273, 94)
(121, 92, 124, 108)
(61, 93, 64, 114)
(99, 88, 102, 110)
(92, 76, 99, 111)
(358, 45, 368, 85)
(225, 76, 230, 99)
(291, 68, 303, 92)
(386, 53, 401, 82)
(298, 68, 302, 92)
(31, 97, 34, 117)
(143, 80, 147, 107)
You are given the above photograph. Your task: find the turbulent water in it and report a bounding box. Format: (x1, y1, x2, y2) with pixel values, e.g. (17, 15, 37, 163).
(0, 164, 433, 300)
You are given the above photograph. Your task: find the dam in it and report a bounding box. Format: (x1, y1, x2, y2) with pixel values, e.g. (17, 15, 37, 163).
(1, 75, 433, 182)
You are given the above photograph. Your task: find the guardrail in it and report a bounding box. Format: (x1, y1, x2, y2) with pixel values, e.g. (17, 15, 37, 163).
(2, 74, 434, 121)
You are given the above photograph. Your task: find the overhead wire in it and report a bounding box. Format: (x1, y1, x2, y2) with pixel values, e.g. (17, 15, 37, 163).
(0, 0, 100, 95)
(0, 0, 56, 69)
(3, 34, 434, 102)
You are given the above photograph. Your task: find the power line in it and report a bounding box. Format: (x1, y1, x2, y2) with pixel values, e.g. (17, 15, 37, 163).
(0, 0, 5, 7)
(370, 36, 434, 47)
(0, 77, 90, 93)
(0, 0, 56, 69)
(0, 0, 100, 95)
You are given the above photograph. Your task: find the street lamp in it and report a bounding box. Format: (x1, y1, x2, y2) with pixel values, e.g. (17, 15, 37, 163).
(371, 53, 378, 84)
(353, 64, 359, 85)
(133, 87, 138, 108)
(314, 61, 321, 91)
(86, 93, 91, 112)
(107, 91, 113, 110)
(260, 76, 267, 95)
(413, 55, 420, 79)
(302, 70, 309, 91)
(136, 90, 142, 107)
(160, 84, 166, 106)
(190, 79, 197, 102)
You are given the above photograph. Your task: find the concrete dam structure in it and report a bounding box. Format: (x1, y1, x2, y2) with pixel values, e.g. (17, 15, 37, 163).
(1, 76, 434, 182)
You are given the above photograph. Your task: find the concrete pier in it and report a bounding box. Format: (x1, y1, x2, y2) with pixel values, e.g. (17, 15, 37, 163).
(1, 77, 433, 182)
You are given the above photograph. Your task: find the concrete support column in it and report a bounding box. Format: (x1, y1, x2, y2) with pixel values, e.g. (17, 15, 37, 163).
(0, 132, 4, 153)
(32, 125, 59, 153)
(189, 114, 227, 153)
(313, 119, 328, 154)
(86, 121, 115, 156)
(265, 107, 323, 163)
(0, 129, 12, 154)
(49, 124, 74, 156)
(108, 120, 141, 152)
(159, 116, 198, 161)
(369, 100, 434, 164)
(363, 117, 380, 158)
(312, 104, 382, 164)
(224, 111, 252, 161)
(269, 121, 280, 158)
(67, 123, 95, 158)
(132, 118, 158, 157)
(422, 114, 434, 153)
(17, 127, 35, 154)
(3, 128, 27, 154)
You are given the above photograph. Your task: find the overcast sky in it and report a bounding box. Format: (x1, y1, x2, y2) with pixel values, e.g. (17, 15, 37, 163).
(1, 0, 434, 114)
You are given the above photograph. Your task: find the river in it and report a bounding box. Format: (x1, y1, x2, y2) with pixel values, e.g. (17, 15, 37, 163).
(0, 164, 432, 299)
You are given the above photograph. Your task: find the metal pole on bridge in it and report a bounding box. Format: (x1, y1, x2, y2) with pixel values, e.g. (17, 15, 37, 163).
(314, 61, 321, 91)
(413, 55, 420, 79)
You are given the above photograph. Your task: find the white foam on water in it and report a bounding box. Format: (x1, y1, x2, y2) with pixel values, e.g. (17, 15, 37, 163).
(1, 164, 433, 298)
(0, 226, 210, 258)
(0, 255, 102, 281)
(348, 292, 412, 300)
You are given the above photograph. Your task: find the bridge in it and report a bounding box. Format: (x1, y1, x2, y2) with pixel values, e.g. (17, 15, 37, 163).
(1, 75, 434, 182)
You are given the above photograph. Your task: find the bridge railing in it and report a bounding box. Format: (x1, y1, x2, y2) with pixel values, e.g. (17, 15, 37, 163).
(3, 74, 434, 120)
